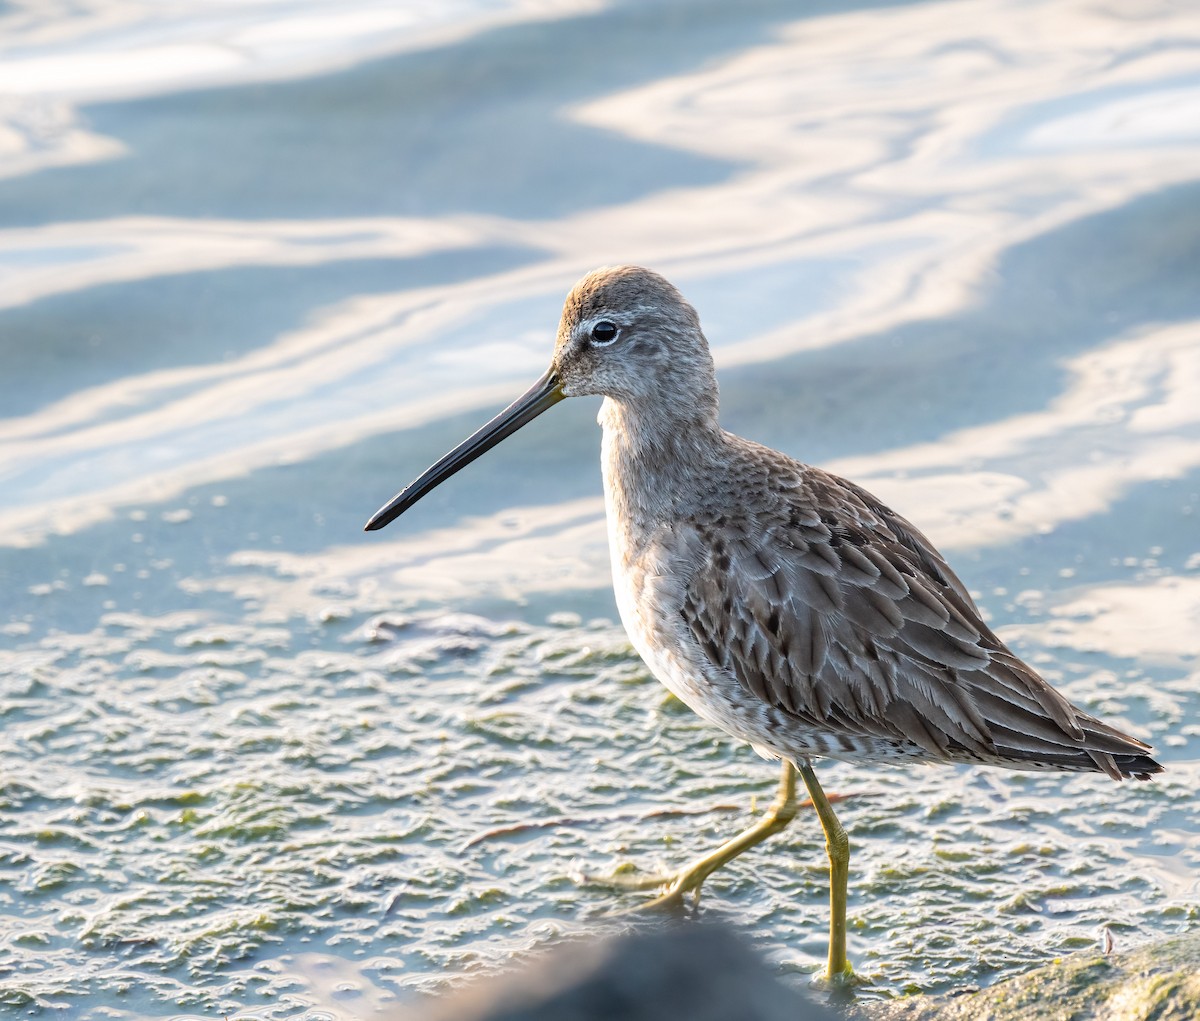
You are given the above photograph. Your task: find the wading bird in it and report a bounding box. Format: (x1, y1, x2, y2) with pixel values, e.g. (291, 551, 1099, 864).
(365, 266, 1161, 982)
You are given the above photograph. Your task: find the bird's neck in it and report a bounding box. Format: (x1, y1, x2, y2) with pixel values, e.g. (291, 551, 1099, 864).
(599, 396, 723, 530)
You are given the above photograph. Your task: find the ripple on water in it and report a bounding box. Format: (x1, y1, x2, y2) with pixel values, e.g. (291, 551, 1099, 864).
(2, 554, 1194, 1017)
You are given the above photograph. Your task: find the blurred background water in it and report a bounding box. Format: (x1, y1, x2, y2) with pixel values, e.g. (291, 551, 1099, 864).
(1, 0, 1199, 1017)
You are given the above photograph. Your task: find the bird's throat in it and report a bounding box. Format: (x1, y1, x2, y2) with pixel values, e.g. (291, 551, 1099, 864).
(599, 396, 722, 529)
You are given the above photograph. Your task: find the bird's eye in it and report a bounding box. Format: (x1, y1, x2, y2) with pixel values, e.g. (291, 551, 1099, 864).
(590, 320, 619, 345)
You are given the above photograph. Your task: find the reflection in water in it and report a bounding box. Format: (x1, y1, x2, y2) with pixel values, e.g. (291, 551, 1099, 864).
(1032, 576, 1200, 664)
(1, 1, 1197, 552)
(838, 319, 1200, 550)
(0, 0, 1198, 1016)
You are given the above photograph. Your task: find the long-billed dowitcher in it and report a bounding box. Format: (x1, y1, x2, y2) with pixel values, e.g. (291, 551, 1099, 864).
(365, 266, 1162, 982)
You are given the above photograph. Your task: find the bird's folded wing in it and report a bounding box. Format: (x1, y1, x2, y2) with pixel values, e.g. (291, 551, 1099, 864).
(678, 471, 1142, 765)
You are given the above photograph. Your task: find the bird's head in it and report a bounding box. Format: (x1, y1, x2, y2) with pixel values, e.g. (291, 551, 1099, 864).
(549, 265, 714, 410)
(364, 265, 716, 532)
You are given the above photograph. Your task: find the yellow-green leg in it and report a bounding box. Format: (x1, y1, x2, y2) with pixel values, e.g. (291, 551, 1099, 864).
(579, 759, 799, 911)
(797, 758, 854, 983)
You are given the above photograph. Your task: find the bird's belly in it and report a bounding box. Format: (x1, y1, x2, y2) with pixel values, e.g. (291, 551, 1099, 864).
(608, 546, 932, 767)
(608, 547, 735, 719)
(604, 514, 934, 767)
(623, 605, 770, 747)
(609, 551, 813, 759)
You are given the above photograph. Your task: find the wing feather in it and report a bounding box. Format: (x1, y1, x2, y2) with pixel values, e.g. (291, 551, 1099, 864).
(676, 453, 1154, 771)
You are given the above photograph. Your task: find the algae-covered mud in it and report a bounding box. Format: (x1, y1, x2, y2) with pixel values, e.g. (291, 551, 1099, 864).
(1, 0, 1199, 1018)
(858, 931, 1200, 1021)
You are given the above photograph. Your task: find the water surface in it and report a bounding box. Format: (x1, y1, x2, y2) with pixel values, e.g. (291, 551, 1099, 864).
(1, 0, 1198, 1017)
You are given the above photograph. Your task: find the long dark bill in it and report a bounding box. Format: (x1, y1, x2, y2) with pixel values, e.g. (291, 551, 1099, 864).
(364, 368, 565, 532)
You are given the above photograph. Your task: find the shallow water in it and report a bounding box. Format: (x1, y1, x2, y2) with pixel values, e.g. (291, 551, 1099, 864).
(1, 0, 1199, 1017)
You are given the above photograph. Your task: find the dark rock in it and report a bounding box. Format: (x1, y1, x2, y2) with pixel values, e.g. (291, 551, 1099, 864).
(405, 922, 839, 1021)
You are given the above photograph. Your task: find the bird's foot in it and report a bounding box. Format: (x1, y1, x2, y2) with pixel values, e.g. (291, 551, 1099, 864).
(573, 762, 806, 916)
(808, 961, 868, 993)
(572, 859, 715, 914)
(572, 862, 675, 893)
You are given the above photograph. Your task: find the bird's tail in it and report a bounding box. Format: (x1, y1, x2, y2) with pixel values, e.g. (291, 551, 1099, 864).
(1086, 746, 1163, 782)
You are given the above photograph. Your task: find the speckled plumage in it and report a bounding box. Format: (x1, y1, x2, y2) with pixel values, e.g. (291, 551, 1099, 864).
(555, 266, 1159, 782)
